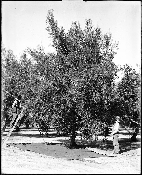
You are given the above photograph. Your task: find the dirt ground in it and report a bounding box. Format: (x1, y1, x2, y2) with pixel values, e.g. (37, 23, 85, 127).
(1, 128, 141, 174)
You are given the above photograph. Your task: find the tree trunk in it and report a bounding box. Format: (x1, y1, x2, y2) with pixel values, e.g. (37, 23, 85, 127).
(15, 125, 20, 132)
(25, 120, 30, 129)
(131, 132, 137, 142)
(69, 108, 77, 147)
(131, 127, 139, 142)
(1, 109, 10, 134)
(70, 126, 77, 147)
(70, 132, 76, 147)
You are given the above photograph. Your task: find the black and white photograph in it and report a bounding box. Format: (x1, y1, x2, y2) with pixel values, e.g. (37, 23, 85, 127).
(2, 1, 141, 174)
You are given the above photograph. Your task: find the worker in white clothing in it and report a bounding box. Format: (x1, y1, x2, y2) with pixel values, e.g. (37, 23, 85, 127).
(111, 116, 120, 154)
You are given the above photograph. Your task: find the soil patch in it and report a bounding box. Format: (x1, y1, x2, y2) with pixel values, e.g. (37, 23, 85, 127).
(9, 142, 107, 160)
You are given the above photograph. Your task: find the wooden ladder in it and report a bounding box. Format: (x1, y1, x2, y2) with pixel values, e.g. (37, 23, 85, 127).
(2, 108, 24, 147)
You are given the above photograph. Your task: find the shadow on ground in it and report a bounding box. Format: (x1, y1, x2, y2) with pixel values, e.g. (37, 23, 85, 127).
(9, 142, 107, 161)
(4, 128, 141, 158)
(57, 136, 141, 154)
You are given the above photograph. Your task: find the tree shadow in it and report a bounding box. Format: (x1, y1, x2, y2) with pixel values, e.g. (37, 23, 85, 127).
(3, 128, 141, 154)
(58, 136, 141, 153)
(118, 137, 141, 153)
(9, 142, 107, 160)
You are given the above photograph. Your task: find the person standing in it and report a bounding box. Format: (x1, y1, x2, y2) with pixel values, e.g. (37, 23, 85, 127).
(111, 116, 120, 154)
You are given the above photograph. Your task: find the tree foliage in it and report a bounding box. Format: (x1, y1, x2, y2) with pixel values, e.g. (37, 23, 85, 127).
(45, 10, 119, 146)
(116, 64, 141, 127)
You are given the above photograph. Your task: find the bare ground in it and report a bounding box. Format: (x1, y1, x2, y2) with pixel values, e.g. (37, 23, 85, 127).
(1, 128, 141, 174)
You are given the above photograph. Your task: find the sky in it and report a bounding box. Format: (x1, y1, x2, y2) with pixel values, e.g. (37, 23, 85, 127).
(2, 1, 141, 73)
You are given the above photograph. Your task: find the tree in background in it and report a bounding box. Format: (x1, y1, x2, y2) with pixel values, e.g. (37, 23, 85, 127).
(116, 64, 141, 141)
(26, 46, 57, 134)
(2, 46, 36, 131)
(2, 46, 20, 132)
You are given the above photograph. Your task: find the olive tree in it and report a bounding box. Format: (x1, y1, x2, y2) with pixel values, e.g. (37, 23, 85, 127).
(45, 10, 119, 146)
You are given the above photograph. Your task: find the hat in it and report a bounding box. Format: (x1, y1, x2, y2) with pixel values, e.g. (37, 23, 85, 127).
(116, 116, 120, 121)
